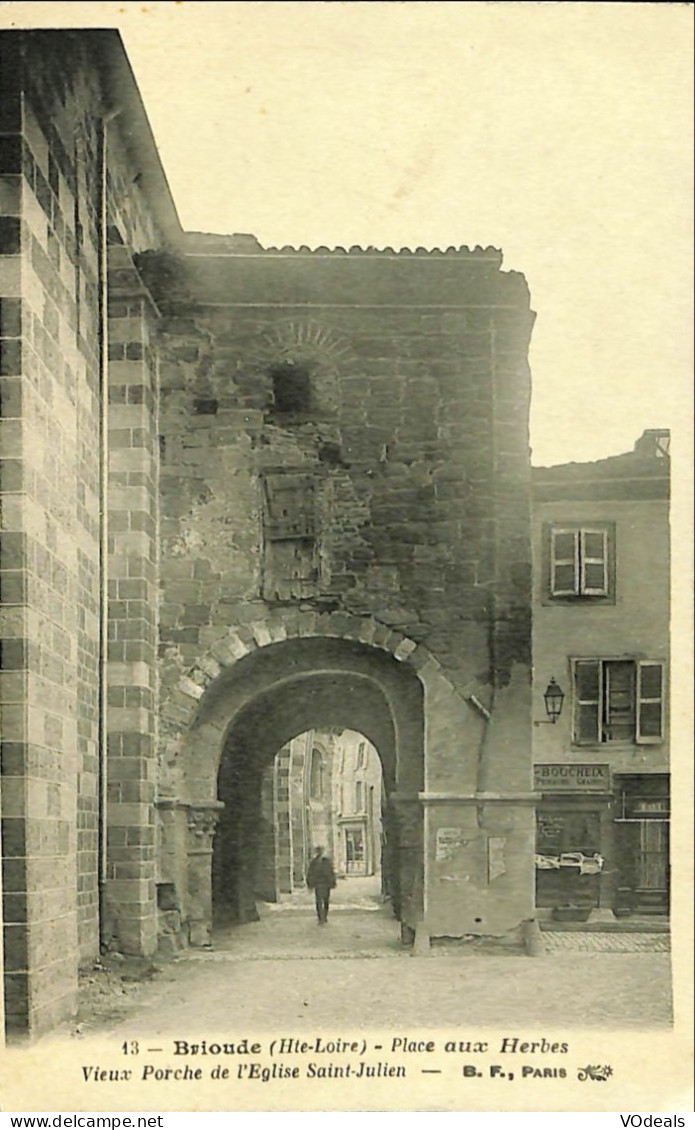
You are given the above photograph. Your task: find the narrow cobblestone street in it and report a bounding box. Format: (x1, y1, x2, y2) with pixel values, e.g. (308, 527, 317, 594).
(88, 879, 672, 1037)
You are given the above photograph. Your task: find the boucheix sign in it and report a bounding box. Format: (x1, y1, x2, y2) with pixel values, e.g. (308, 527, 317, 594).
(534, 763, 611, 791)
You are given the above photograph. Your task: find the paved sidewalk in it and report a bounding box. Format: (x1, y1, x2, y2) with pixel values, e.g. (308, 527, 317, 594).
(542, 931, 670, 953)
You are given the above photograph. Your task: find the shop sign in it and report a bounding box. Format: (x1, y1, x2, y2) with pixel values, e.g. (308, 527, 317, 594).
(534, 763, 610, 791)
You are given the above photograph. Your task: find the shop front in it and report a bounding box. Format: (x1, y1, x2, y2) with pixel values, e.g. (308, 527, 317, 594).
(534, 763, 612, 920)
(534, 765, 670, 920)
(612, 774, 670, 916)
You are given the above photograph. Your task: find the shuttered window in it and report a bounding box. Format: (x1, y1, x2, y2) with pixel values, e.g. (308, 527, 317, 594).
(636, 662, 665, 744)
(574, 660, 602, 743)
(550, 527, 609, 597)
(572, 659, 665, 745)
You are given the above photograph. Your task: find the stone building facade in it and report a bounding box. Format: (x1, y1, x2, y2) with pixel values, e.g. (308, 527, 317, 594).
(1, 29, 536, 1037)
(531, 431, 670, 921)
(331, 730, 383, 879)
(243, 727, 383, 922)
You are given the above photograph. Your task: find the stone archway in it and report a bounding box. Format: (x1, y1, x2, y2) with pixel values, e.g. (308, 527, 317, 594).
(176, 635, 426, 947)
(156, 610, 459, 948)
(155, 607, 535, 950)
(209, 652, 423, 935)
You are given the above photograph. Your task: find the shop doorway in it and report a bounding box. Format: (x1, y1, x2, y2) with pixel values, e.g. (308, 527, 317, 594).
(614, 775, 670, 916)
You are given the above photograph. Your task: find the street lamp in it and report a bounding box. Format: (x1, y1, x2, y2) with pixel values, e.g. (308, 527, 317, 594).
(541, 677, 565, 724)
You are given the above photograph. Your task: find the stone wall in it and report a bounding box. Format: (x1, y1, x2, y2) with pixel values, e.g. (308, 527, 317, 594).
(0, 31, 168, 1035)
(142, 243, 536, 944)
(143, 245, 533, 713)
(1, 30, 104, 1036)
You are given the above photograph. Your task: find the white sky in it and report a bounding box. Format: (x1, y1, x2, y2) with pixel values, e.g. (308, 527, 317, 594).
(2, 2, 693, 466)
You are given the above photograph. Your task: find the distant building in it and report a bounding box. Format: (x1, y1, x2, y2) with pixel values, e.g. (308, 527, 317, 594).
(532, 430, 670, 920)
(248, 728, 383, 910)
(332, 731, 383, 878)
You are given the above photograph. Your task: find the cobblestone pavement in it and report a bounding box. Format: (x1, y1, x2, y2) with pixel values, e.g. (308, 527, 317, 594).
(541, 931, 670, 953)
(95, 882, 673, 1036)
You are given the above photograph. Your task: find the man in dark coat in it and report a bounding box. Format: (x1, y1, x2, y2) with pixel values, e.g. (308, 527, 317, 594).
(306, 846, 337, 925)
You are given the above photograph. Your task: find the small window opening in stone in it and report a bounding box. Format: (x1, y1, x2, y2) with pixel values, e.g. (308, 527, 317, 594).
(156, 882, 179, 911)
(194, 397, 218, 415)
(270, 361, 311, 416)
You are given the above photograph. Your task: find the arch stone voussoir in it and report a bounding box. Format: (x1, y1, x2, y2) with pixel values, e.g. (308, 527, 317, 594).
(171, 607, 456, 724)
(227, 632, 253, 660)
(209, 638, 237, 667)
(356, 618, 379, 646)
(198, 655, 222, 681)
(249, 620, 272, 648)
(393, 637, 418, 663)
(179, 676, 205, 700)
(266, 617, 288, 644)
(297, 610, 318, 637)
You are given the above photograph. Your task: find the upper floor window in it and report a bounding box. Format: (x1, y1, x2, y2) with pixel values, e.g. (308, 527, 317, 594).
(573, 658, 665, 746)
(309, 748, 325, 800)
(356, 741, 366, 770)
(355, 780, 364, 812)
(548, 524, 612, 599)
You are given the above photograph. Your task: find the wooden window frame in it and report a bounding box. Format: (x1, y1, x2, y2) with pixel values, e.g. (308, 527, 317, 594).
(636, 661, 666, 745)
(571, 658, 666, 746)
(543, 522, 615, 603)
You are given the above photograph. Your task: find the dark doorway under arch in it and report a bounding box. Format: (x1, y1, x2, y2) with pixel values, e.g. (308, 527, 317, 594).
(203, 638, 425, 939)
(213, 723, 387, 928)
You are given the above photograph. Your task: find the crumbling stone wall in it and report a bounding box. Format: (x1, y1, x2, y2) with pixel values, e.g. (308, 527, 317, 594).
(145, 244, 533, 719)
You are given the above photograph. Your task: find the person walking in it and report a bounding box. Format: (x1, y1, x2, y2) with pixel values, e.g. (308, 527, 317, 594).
(306, 846, 336, 925)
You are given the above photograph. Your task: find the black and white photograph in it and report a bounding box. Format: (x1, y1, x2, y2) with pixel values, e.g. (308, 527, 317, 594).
(0, 1, 692, 1115)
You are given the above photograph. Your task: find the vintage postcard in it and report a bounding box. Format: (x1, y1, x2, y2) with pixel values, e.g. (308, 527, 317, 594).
(0, 1, 692, 1115)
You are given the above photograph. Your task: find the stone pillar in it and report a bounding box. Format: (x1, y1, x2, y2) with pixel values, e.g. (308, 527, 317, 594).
(290, 734, 309, 886)
(386, 793, 424, 931)
(256, 763, 277, 901)
(105, 245, 160, 955)
(421, 791, 538, 943)
(184, 802, 223, 947)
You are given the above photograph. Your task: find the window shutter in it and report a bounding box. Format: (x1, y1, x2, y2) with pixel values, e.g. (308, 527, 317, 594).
(551, 529, 579, 595)
(604, 660, 636, 742)
(636, 661, 665, 743)
(262, 472, 318, 600)
(580, 528, 608, 595)
(573, 660, 601, 744)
